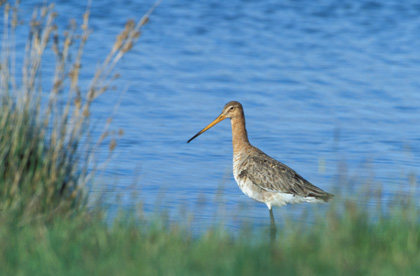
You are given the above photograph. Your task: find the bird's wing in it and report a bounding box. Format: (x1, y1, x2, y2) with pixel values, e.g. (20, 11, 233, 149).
(238, 148, 331, 200)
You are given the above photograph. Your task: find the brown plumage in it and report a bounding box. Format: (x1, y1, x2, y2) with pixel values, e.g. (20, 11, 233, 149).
(237, 146, 333, 202)
(188, 101, 333, 238)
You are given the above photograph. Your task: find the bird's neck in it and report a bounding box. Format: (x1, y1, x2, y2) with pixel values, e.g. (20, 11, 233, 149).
(230, 114, 250, 155)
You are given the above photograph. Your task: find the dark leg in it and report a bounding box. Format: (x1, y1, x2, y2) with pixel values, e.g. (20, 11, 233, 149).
(269, 208, 277, 241)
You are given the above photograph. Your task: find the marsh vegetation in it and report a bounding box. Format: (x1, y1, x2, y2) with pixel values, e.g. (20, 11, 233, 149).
(0, 2, 419, 275)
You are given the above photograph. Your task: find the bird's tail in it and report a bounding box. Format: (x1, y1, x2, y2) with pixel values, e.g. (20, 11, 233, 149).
(319, 192, 334, 202)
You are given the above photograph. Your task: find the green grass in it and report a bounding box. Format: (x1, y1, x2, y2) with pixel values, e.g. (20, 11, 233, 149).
(0, 200, 419, 276)
(0, 1, 154, 220)
(1, 2, 419, 275)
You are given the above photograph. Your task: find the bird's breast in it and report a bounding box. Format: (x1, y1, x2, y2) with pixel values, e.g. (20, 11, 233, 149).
(233, 151, 261, 200)
(232, 151, 246, 182)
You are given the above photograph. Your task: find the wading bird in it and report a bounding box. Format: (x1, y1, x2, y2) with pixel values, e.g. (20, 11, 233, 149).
(187, 101, 333, 239)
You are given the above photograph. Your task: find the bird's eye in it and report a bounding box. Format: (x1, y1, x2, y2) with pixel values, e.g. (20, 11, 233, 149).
(229, 106, 234, 110)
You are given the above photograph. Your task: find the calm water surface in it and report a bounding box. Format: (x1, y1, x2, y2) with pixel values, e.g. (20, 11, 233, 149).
(6, 0, 420, 230)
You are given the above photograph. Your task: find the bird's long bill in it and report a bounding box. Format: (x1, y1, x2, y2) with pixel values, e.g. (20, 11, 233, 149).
(187, 114, 225, 143)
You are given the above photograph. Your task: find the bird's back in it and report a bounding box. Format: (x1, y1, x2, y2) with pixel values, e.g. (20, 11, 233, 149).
(233, 145, 333, 208)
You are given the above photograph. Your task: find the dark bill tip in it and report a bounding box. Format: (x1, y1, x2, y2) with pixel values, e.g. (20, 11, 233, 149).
(187, 132, 200, 143)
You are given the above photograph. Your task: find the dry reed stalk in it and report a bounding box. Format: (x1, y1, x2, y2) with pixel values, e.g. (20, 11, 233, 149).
(0, 1, 160, 222)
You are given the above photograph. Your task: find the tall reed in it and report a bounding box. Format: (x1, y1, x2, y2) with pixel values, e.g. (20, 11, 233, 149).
(0, 1, 158, 223)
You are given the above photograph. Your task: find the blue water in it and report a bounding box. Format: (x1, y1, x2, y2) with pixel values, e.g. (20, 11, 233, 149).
(3, 0, 420, 230)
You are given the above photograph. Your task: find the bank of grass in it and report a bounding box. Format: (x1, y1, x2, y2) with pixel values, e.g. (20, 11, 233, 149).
(0, 196, 419, 275)
(1, 2, 420, 275)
